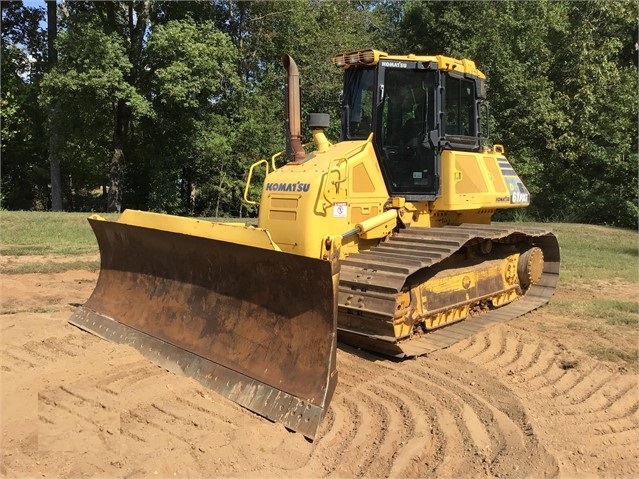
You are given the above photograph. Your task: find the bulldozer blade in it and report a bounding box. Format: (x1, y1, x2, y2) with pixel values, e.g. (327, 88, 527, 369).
(69, 214, 338, 440)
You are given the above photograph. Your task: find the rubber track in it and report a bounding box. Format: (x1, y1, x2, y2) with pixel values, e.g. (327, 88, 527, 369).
(337, 224, 560, 357)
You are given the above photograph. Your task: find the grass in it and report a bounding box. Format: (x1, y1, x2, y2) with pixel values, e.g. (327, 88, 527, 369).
(548, 222, 638, 284)
(0, 211, 119, 256)
(587, 345, 638, 365)
(2, 212, 636, 282)
(0, 211, 245, 274)
(522, 222, 637, 370)
(1, 260, 100, 275)
(547, 298, 638, 326)
(0, 211, 248, 257)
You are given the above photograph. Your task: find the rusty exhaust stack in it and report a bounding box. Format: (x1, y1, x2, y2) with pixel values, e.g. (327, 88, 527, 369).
(281, 54, 306, 162)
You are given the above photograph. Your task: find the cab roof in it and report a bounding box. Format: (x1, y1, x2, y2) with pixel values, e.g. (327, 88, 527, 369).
(332, 48, 485, 80)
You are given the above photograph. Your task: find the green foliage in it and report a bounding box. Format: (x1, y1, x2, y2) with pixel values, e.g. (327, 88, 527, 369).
(41, 25, 149, 116)
(142, 19, 240, 215)
(1, 88, 20, 147)
(39, 16, 153, 211)
(1, 2, 49, 210)
(149, 20, 238, 109)
(533, 1, 639, 228)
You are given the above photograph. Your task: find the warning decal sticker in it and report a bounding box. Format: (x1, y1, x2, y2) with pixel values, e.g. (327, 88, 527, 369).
(333, 202, 348, 218)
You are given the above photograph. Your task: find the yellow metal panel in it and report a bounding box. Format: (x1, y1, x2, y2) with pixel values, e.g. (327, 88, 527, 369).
(484, 156, 507, 192)
(352, 163, 376, 193)
(403, 253, 521, 332)
(454, 154, 488, 194)
(433, 149, 530, 216)
(269, 210, 297, 221)
(350, 205, 379, 224)
(113, 210, 281, 251)
(271, 197, 299, 209)
(332, 49, 486, 80)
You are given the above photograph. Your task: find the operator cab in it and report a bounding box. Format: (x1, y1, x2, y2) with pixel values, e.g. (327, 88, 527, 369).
(334, 49, 486, 202)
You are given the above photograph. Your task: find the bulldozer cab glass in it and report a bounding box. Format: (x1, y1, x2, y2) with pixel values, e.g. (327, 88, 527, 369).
(341, 62, 482, 200)
(376, 67, 439, 198)
(443, 73, 482, 151)
(342, 67, 376, 139)
(342, 63, 440, 199)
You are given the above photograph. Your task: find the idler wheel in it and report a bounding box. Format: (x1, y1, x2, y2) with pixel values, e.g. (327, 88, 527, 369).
(517, 247, 544, 288)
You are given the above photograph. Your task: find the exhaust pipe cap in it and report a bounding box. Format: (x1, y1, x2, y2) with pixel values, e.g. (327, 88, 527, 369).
(308, 113, 330, 129)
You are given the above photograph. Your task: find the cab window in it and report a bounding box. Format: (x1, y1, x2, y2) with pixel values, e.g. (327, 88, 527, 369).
(445, 76, 476, 137)
(343, 67, 375, 139)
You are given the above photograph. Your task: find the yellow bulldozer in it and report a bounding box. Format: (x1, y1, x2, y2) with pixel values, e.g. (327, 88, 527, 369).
(69, 49, 559, 440)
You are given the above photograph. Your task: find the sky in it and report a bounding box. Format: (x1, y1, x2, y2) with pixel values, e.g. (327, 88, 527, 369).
(19, 0, 48, 31)
(22, 0, 47, 7)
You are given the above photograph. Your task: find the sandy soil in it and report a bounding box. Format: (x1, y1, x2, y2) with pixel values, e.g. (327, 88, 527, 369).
(1, 260, 637, 478)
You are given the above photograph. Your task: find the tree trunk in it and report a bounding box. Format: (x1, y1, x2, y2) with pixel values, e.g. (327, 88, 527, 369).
(46, 0, 62, 211)
(214, 170, 225, 218)
(104, 1, 150, 213)
(108, 100, 129, 213)
(48, 105, 62, 211)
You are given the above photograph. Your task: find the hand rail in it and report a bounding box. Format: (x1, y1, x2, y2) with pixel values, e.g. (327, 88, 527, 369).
(243, 159, 269, 205)
(270, 151, 285, 171)
(322, 157, 348, 204)
(247, 138, 350, 206)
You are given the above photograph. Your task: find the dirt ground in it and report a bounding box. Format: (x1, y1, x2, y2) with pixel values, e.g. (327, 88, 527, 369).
(1, 256, 638, 478)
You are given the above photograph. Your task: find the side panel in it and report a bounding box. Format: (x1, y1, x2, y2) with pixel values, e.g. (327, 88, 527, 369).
(258, 140, 389, 258)
(433, 150, 530, 211)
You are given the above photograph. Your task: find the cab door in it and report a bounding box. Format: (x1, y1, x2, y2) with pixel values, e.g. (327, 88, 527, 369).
(373, 63, 440, 201)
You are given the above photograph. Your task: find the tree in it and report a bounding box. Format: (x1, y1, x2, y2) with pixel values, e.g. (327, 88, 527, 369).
(539, 0, 638, 226)
(40, 2, 152, 212)
(143, 18, 240, 215)
(5, 0, 635, 227)
(1, 2, 48, 210)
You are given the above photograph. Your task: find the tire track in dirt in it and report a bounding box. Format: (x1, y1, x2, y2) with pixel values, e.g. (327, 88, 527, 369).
(356, 386, 410, 477)
(30, 348, 270, 477)
(115, 381, 268, 477)
(451, 324, 639, 478)
(295, 344, 559, 478)
(296, 350, 370, 476)
(559, 373, 628, 412)
(0, 333, 95, 372)
(405, 355, 558, 478)
(37, 384, 121, 455)
(295, 350, 414, 479)
(461, 332, 491, 360)
(381, 378, 458, 478)
(92, 361, 165, 396)
(0, 309, 271, 476)
(314, 325, 636, 478)
(117, 389, 226, 475)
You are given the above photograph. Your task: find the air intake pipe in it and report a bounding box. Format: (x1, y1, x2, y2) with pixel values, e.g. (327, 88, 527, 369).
(281, 54, 306, 162)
